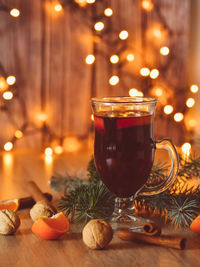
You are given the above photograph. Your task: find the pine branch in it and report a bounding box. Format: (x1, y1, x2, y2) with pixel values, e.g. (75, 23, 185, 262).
(50, 154, 200, 228)
(58, 180, 115, 225)
(178, 154, 200, 180)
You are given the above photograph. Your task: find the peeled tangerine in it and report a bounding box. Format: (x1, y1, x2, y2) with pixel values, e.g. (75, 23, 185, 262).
(32, 212, 70, 240)
(0, 199, 19, 212)
(190, 215, 200, 234)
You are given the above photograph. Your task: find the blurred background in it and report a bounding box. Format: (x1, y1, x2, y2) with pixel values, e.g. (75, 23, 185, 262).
(0, 0, 199, 155)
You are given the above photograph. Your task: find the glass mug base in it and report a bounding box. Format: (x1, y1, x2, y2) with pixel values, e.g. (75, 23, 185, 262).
(109, 196, 151, 230)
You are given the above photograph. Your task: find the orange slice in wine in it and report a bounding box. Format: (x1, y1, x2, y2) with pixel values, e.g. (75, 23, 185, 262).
(32, 212, 70, 240)
(0, 199, 19, 212)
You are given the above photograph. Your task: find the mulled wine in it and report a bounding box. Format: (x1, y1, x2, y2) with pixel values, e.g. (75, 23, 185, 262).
(94, 111, 155, 197)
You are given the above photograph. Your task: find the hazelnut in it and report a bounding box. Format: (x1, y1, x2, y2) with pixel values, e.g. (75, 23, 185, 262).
(82, 219, 113, 249)
(0, 209, 20, 235)
(30, 200, 57, 221)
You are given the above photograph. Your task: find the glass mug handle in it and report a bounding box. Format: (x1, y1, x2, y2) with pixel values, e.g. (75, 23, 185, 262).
(138, 138, 179, 197)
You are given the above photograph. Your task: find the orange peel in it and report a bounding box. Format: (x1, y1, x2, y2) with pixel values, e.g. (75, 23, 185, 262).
(0, 199, 19, 212)
(190, 215, 200, 234)
(32, 212, 70, 240)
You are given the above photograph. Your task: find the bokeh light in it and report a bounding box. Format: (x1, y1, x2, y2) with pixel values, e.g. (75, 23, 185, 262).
(164, 105, 173, 115)
(109, 75, 119, 86)
(85, 54, 95, 64)
(174, 113, 184, 122)
(160, 46, 170, 56)
(10, 8, 20, 17)
(186, 98, 195, 108)
(190, 84, 199, 93)
(94, 22, 104, 31)
(110, 55, 119, 64)
(140, 67, 150, 77)
(119, 30, 129, 40)
(104, 8, 113, 17)
(4, 142, 13, 151)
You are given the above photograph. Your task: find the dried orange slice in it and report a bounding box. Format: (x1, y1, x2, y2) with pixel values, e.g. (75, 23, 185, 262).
(32, 212, 70, 240)
(0, 199, 19, 212)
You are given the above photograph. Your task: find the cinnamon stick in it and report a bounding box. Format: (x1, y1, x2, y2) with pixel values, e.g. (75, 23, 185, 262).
(142, 222, 161, 236)
(18, 193, 52, 209)
(27, 181, 50, 203)
(117, 229, 186, 250)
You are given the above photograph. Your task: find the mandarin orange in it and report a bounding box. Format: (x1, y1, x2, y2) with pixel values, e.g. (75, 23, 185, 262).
(190, 215, 200, 234)
(32, 212, 70, 240)
(0, 199, 19, 212)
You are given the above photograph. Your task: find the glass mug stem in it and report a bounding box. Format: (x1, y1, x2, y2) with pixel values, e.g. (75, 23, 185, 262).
(111, 138, 179, 223)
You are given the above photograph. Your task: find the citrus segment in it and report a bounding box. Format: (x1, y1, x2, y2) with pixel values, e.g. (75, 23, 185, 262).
(0, 199, 19, 212)
(190, 215, 200, 234)
(32, 212, 70, 240)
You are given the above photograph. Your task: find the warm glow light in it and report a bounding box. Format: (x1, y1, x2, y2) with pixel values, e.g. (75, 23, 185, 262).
(153, 28, 162, 39)
(188, 119, 197, 128)
(110, 55, 119, 64)
(154, 88, 163, 97)
(4, 142, 13, 151)
(126, 54, 135, 62)
(186, 98, 195, 108)
(6, 76, 16, 85)
(119, 30, 129, 40)
(91, 114, 94, 121)
(174, 113, 184, 122)
(94, 22, 104, 31)
(45, 147, 53, 156)
(45, 155, 53, 164)
(64, 137, 81, 152)
(150, 69, 159, 79)
(86, 0, 96, 3)
(109, 75, 119, 86)
(3, 91, 13, 100)
(0, 77, 8, 91)
(140, 67, 150, 77)
(10, 8, 20, 17)
(54, 145, 63, 155)
(3, 153, 13, 166)
(141, 0, 154, 11)
(14, 130, 23, 139)
(181, 142, 191, 159)
(190, 84, 199, 93)
(104, 8, 113, 17)
(160, 46, 170, 56)
(164, 105, 173, 115)
(129, 88, 143, 97)
(36, 113, 47, 122)
(54, 4, 63, 12)
(74, 0, 87, 7)
(85, 54, 95, 64)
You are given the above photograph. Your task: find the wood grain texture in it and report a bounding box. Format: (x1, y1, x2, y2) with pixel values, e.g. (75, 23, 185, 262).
(0, 149, 200, 267)
(0, 0, 190, 148)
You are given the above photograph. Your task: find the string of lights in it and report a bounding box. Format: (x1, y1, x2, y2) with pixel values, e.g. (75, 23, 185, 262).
(0, 0, 199, 156)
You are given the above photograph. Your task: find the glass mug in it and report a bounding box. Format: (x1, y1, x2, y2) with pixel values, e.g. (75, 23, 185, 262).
(91, 97, 179, 225)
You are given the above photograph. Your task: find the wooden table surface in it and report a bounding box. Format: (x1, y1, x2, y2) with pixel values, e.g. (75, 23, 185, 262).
(0, 148, 200, 267)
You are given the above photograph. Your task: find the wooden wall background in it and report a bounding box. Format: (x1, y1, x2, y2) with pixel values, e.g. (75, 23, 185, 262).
(0, 0, 190, 149)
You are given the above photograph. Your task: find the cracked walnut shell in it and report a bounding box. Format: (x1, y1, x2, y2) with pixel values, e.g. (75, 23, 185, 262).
(82, 219, 113, 249)
(0, 209, 20, 235)
(30, 200, 57, 221)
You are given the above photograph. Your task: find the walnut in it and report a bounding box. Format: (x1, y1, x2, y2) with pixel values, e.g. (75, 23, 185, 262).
(30, 200, 57, 221)
(82, 219, 113, 249)
(0, 209, 20, 235)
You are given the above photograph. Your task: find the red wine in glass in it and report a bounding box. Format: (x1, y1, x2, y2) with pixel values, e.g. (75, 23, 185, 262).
(94, 111, 155, 198)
